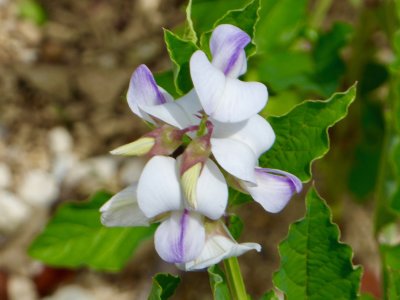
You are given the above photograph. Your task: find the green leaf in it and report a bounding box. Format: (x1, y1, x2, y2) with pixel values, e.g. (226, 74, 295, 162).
(183, 0, 198, 43)
(208, 265, 230, 300)
(311, 22, 353, 97)
(154, 71, 180, 98)
(199, 0, 261, 56)
(227, 214, 244, 240)
(148, 273, 181, 300)
(260, 84, 357, 182)
(164, 29, 199, 94)
(255, 0, 309, 52)
(260, 290, 279, 300)
(28, 191, 156, 272)
(273, 186, 362, 299)
(253, 51, 317, 93)
(359, 294, 377, 300)
(190, 0, 252, 34)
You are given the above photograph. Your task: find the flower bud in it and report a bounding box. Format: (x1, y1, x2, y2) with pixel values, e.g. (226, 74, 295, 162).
(180, 135, 212, 209)
(110, 125, 183, 157)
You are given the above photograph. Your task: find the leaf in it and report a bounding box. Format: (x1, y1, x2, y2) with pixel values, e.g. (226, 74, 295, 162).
(154, 71, 180, 98)
(190, 0, 252, 35)
(273, 186, 362, 299)
(148, 273, 181, 300)
(260, 84, 357, 182)
(260, 290, 279, 300)
(183, 0, 198, 43)
(208, 265, 230, 300)
(255, 0, 309, 52)
(164, 29, 199, 94)
(311, 22, 353, 97)
(29, 191, 156, 272)
(199, 0, 261, 56)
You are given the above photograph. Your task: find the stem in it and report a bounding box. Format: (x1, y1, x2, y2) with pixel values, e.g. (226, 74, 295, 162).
(223, 257, 248, 300)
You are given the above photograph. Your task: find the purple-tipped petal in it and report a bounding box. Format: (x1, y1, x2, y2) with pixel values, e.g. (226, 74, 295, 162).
(196, 159, 228, 220)
(212, 115, 275, 158)
(210, 24, 250, 78)
(127, 65, 173, 120)
(190, 51, 267, 123)
(137, 156, 183, 218)
(242, 168, 302, 213)
(155, 210, 205, 264)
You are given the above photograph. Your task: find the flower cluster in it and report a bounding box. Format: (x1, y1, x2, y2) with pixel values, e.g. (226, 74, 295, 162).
(100, 24, 302, 271)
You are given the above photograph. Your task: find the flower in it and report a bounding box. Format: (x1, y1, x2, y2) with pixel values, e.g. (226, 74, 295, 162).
(112, 23, 301, 213)
(239, 168, 303, 213)
(190, 24, 268, 123)
(101, 155, 228, 264)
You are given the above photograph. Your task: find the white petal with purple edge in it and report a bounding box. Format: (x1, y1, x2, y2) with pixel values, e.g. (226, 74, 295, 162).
(211, 138, 257, 183)
(137, 156, 183, 218)
(196, 159, 228, 220)
(242, 168, 302, 213)
(100, 184, 150, 227)
(190, 51, 267, 123)
(210, 24, 250, 78)
(127, 65, 173, 120)
(213, 115, 275, 158)
(155, 210, 205, 264)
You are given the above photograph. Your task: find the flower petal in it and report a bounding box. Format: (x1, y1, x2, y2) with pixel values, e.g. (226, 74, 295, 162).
(195, 159, 228, 220)
(176, 89, 203, 125)
(127, 65, 173, 120)
(211, 138, 257, 183)
(139, 101, 191, 129)
(212, 115, 275, 157)
(155, 210, 205, 264)
(242, 168, 302, 213)
(190, 51, 267, 123)
(100, 184, 150, 227)
(210, 24, 250, 78)
(137, 156, 183, 218)
(180, 222, 260, 271)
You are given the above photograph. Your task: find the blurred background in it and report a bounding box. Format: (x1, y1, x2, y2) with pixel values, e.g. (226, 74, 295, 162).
(0, 0, 397, 299)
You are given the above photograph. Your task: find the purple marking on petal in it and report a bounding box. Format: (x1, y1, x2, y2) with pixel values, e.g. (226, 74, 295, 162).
(223, 35, 250, 75)
(134, 65, 166, 105)
(255, 168, 303, 194)
(176, 209, 190, 262)
(210, 24, 251, 77)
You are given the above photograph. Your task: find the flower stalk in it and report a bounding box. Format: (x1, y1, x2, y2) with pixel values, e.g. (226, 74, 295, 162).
(223, 256, 248, 300)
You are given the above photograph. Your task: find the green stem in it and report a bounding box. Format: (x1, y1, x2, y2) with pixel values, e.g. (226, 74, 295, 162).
(223, 257, 248, 300)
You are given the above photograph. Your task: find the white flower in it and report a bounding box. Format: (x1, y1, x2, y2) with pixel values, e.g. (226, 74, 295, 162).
(101, 155, 228, 264)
